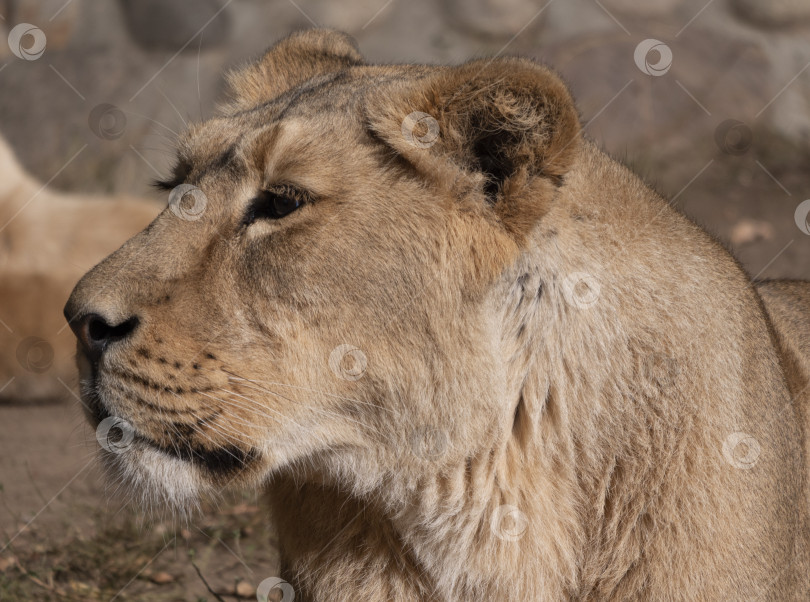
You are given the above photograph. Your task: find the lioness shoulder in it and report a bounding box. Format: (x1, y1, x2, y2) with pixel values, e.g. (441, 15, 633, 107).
(758, 278, 810, 506)
(759, 279, 810, 389)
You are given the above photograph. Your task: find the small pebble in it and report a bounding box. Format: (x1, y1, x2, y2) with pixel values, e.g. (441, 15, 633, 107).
(729, 219, 774, 246)
(235, 579, 256, 597)
(150, 571, 175, 584)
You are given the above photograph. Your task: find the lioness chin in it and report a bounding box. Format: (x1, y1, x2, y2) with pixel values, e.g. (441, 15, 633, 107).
(64, 29, 810, 601)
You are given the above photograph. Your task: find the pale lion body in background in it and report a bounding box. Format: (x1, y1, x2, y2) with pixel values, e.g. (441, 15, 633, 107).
(0, 135, 159, 401)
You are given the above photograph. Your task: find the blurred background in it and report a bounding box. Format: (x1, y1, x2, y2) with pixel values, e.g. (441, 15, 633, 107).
(0, 0, 809, 599)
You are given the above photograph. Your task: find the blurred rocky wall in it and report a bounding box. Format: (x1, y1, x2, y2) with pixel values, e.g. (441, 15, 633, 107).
(0, 0, 809, 406)
(0, 0, 808, 196)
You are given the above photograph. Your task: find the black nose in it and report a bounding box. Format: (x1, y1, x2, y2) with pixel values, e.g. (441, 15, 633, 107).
(66, 312, 139, 362)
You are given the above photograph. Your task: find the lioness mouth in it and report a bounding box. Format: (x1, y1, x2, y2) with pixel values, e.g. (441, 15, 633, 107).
(139, 435, 260, 478)
(85, 369, 260, 477)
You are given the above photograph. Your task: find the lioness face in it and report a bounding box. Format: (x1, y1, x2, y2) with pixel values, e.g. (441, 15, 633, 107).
(64, 30, 579, 510)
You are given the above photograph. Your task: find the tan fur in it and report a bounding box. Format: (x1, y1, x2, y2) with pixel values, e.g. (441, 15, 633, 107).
(0, 135, 160, 402)
(65, 30, 810, 600)
(758, 280, 810, 509)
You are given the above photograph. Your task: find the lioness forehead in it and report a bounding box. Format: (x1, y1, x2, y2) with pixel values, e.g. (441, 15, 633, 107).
(176, 64, 433, 170)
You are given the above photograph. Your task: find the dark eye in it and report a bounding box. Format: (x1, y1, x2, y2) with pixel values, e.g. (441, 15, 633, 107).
(243, 187, 306, 225)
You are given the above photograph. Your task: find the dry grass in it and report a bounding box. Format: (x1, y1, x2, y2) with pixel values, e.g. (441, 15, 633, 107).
(0, 489, 278, 602)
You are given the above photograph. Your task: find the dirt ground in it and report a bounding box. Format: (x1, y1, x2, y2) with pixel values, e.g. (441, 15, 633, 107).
(0, 403, 279, 601)
(1, 0, 810, 600)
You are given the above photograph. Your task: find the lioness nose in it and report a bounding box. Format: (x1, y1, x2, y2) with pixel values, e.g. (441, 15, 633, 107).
(65, 311, 139, 362)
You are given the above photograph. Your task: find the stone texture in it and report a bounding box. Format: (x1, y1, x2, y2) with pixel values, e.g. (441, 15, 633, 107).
(9, 0, 80, 51)
(304, 0, 388, 33)
(600, 0, 681, 18)
(442, 0, 546, 38)
(542, 25, 772, 167)
(118, 0, 231, 52)
(0, 0, 806, 196)
(0, 21, 7, 60)
(733, 0, 810, 27)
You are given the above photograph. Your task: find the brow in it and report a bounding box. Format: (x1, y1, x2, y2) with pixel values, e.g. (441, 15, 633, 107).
(153, 142, 246, 190)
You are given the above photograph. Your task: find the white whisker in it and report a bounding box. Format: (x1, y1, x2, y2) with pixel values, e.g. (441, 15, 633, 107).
(224, 370, 400, 417)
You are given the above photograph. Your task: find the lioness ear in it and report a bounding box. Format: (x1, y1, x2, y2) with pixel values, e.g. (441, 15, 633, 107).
(366, 58, 581, 240)
(223, 28, 363, 112)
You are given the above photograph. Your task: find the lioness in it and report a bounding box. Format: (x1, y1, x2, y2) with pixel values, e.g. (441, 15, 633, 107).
(64, 29, 810, 600)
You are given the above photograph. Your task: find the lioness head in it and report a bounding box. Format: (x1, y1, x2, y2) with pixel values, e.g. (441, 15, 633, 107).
(64, 29, 580, 512)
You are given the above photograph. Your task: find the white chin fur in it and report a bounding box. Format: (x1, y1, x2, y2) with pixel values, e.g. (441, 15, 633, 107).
(100, 441, 209, 518)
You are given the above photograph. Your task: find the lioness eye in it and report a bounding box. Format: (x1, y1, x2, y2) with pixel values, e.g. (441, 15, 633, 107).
(243, 187, 306, 225)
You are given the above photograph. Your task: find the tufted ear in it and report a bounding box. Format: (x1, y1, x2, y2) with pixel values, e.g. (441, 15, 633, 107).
(223, 28, 364, 112)
(366, 58, 581, 241)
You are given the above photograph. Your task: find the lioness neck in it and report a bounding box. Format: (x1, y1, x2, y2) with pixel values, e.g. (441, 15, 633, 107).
(271, 141, 809, 601)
